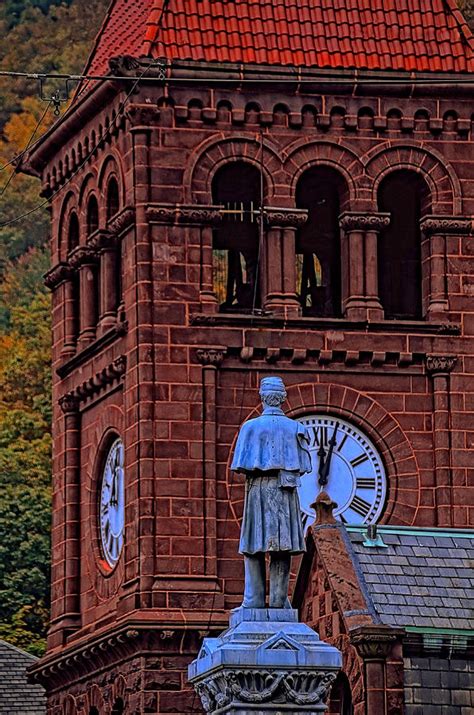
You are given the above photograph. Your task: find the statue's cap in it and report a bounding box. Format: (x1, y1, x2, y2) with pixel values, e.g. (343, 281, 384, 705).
(260, 376, 286, 393)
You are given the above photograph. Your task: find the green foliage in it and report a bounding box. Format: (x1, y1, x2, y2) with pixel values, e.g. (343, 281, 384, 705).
(0, 0, 108, 657)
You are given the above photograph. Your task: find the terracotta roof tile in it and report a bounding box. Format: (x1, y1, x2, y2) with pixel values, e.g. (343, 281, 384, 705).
(82, 0, 474, 81)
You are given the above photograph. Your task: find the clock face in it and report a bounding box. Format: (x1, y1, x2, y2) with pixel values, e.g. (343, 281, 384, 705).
(99, 437, 125, 569)
(297, 415, 387, 530)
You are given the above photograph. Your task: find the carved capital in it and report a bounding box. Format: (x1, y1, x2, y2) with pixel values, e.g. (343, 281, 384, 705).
(420, 215, 472, 235)
(107, 207, 135, 235)
(43, 262, 73, 290)
(68, 245, 98, 268)
(262, 206, 308, 228)
(87, 229, 117, 251)
(196, 348, 226, 366)
(146, 204, 223, 226)
(59, 393, 80, 414)
(425, 354, 457, 375)
(350, 625, 404, 659)
(339, 212, 391, 232)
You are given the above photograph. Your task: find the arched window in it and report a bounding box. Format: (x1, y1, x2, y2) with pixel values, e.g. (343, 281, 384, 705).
(378, 170, 431, 319)
(295, 167, 347, 317)
(111, 698, 125, 714)
(89, 709, 99, 715)
(87, 195, 99, 235)
(328, 673, 353, 715)
(106, 177, 120, 220)
(212, 161, 262, 312)
(68, 211, 79, 252)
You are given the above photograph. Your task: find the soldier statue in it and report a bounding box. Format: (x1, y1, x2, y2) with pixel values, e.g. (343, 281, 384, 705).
(231, 376, 312, 608)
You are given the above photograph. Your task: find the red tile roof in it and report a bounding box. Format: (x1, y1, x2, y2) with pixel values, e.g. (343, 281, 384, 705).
(84, 0, 474, 79)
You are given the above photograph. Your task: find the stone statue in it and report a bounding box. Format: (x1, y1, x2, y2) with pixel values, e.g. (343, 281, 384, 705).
(231, 376, 312, 608)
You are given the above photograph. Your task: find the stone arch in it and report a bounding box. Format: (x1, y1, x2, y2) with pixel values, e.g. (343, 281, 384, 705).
(283, 140, 365, 207)
(58, 191, 78, 260)
(226, 381, 420, 526)
(62, 695, 77, 715)
(364, 142, 461, 214)
(185, 134, 282, 203)
(86, 684, 104, 711)
(111, 674, 127, 702)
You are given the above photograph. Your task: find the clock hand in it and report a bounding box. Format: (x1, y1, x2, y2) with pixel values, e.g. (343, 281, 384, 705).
(317, 442, 326, 486)
(319, 422, 339, 487)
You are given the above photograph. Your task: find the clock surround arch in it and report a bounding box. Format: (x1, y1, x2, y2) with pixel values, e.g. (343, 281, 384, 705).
(226, 381, 420, 527)
(85, 405, 125, 599)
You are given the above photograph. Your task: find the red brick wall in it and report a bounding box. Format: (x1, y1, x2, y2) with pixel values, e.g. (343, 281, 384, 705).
(38, 79, 474, 711)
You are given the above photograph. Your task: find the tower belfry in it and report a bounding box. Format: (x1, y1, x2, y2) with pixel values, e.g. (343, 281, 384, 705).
(21, 1, 474, 712)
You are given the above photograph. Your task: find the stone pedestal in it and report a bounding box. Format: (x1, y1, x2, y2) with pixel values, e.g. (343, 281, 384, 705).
(188, 608, 341, 713)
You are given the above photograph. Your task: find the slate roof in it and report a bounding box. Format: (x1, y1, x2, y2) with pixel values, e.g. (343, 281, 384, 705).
(83, 0, 474, 82)
(0, 640, 46, 714)
(346, 526, 474, 631)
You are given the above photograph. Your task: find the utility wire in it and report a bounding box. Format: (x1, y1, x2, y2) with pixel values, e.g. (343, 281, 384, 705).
(1, 68, 474, 85)
(0, 60, 161, 229)
(0, 100, 52, 201)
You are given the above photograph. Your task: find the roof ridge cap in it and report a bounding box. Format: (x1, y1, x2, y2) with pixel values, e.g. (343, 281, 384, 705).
(0, 638, 38, 660)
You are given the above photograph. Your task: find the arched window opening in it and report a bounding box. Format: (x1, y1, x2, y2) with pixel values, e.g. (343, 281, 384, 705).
(89, 708, 99, 715)
(111, 698, 124, 714)
(245, 102, 260, 124)
(106, 177, 120, 220)
(295, 167, 347, 317)
(378, 170, 431, 320)
(68, 211, 79, 252)
(87, 195, 99, 235)
(212, 161, 262, 312)
(328, 673, 354, 715)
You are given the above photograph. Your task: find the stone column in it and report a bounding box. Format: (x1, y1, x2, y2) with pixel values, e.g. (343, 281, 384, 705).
(44, 262, 76, 359)
(425, 354, 457, 527)
(56, 393, 81, 633)
(420, 216, 472, 321)
(263, 207, 308, 317)
(351, 625, 405, 715)
(88, 229, 120, 333)
(339, 212, 390, 321)
(69, 246, 99, 347)
(196, 347, 226, 578)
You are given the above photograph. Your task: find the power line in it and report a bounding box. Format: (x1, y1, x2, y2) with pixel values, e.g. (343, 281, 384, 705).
(1, 67, 474, 85)
(0, 60, 162, 230)
(0, 100, 52, 201)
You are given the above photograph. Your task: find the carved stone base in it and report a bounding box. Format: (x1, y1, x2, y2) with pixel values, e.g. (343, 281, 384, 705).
(188, 608, 341, 713)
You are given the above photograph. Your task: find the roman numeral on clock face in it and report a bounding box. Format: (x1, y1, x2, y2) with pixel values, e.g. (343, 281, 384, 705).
(350, 495, 372, 518)
(350, 453, 369, 468)
(356, 477, 376, 490)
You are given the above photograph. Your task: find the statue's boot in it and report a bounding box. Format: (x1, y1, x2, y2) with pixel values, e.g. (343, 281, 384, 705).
(269, 553, 291, 608)
(242, 553, 266, 608)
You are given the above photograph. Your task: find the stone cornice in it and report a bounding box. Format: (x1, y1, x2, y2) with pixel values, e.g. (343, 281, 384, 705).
(420, 215, 472, 235)
(425, 354, 457, 375)
(68, 245, 99, 269)
(146, 204, 223, 226)
(339, 212, 391, 231)
(43, 262, 74, 290)
(106, 206, 135, 235)
(60, 355, 126, 407)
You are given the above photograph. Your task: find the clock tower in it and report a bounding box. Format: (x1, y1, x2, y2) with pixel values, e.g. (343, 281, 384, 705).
(22, 0, 474, 712)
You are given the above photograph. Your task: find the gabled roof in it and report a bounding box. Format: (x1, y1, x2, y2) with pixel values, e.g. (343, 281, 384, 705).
(0, 640, 46, 714)
(347, 526, 474, 632)
(83, 0, 474, 79)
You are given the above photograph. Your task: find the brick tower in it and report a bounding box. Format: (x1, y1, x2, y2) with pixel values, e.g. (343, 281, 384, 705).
(22, 1, 474, 713)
